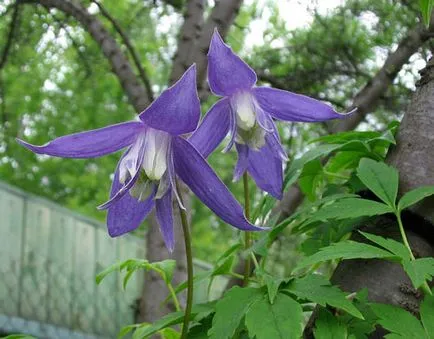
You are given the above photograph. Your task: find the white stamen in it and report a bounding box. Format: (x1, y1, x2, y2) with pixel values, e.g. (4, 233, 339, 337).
(234, 92, 256, 131)
(142, 128, 170, 181)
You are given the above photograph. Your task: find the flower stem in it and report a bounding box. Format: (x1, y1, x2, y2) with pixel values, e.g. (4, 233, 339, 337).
(243, 172, 252, 287)
(396, 212, 432, 295)
(177, 182, 194, 339)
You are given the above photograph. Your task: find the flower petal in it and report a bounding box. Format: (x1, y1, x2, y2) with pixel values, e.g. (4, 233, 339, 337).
(139, 65, 200, 135)
(173, 137, 267, 231)
(188, 98, 231, 158)
(207, 29, 257, 96)
(156, 189, 175, 252)
(98, 136, 147, 210)
(253, 87, 354, 122)
(16, 121, 144, 158)
(247, 144, 283, 200)
(107, 157, 156, 237)
(234, 143, 249, 181)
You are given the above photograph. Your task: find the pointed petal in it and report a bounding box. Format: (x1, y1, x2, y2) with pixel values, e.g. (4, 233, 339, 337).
(266, 130, 288, 162)
(248, 144, 283, 200)
(107, 157, 156, 237)
(139, 65, 200, 135)
(207, 29, 257, 96)
(234, 143, 249, 181)
(188, 98, 231, 158)
(156, 189, 175, 252)
(17, 121, 144, 158)
(253, 87, 354, 122)
(173, 137, 267, 231)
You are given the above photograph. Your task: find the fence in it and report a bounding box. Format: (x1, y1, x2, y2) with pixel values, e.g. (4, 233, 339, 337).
(0, 181, 226, 338)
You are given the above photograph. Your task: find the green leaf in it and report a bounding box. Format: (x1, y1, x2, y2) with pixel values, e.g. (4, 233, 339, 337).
(398, 186, 434, 211)
(133, 303, 215, 338)
(309, 198, 393, 221)
(149, 259, 176, 284)
(96, 261, 123, 284)
(118, 324, 138, 338)
(299, 159, 324, 201)
(245, 293, 303, 339)
(209, 287, 264, 339)
(285, 274, 363, 319)
(420, 292, 434, 337)
(294, 241, 397, 272)
(2, 336, 37, 339)
(256, 269, 286, 304)
(284, 144, 341, 189)
(370, 303, 427, 339)
(420, 0, 434, 28)
(359, 232, 411, 261)
(403, 258, 434, 289)
(314, 309, 348, 339)
(357, 158, 399, 207)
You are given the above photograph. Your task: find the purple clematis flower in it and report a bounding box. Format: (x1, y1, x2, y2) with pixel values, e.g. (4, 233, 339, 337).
(190, 30, 355, 200)
(17, 65, 265, 252)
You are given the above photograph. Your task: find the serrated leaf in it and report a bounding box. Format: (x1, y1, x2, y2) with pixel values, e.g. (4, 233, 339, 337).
(285, 274, 363, 319)
(398, 185, 434, 211)
(245, 293, 303, 339)
(359, 232, 411, 261)
(311, 131, 381, 144)
(294, 241, 397, 272)
(370, 303, 427, 339)
(284, 144, 342, 189)
(209, 287, 264, 339)
(310, 198, 393, 221)
(403, 258, 434, 289)
(314, 308, 347, 339)
(420, 292, 434, 337)
(256, 269, 286, 304)
(357, 159, 399, 207)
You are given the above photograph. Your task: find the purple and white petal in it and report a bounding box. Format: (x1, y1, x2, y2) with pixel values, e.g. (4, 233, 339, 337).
(107, 157, 156, 237)
(97, 135, 147, 210)
(173, 136, 267, 231)
(17, 121, 144, 158)
(234, 143, 249, 181)
(188, 98, 231, 158)
(139, 65, 200, 135)
(155, 189, 175, 252)
(247, 144, 283, 200)
(265, 130, 288, 162)
(253, 86, 355, 122)
(208, 29, 257, 96)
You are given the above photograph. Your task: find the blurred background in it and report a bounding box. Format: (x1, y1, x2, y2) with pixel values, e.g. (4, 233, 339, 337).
(0, 0, 430, 337)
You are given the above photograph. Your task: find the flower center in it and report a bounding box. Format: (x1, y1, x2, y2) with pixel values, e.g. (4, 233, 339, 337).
(233, 92, 256, 131)
(142, 128, 171, 181)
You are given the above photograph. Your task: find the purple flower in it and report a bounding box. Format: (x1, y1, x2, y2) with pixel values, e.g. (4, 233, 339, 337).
(190, 30, 355, 200)
(17, 65, 265, 252)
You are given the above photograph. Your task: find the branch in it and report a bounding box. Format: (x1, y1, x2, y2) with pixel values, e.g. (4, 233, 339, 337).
(21, 0, 150, 112)
(0, 1, 20, 71)
(330, 25, 432, 133)
(169, 0, 205, 84)
(91, 0, 154, 101)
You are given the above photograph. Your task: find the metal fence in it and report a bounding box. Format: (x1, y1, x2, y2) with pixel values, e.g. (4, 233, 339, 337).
(0, 181, 227, 338)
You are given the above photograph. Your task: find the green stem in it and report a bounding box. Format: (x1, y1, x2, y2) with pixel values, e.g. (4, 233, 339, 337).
(155, 268, 181, 312)
(243, 172, 252, 287)
(396, 212, 432, 295)
(177, 182, 194, 339)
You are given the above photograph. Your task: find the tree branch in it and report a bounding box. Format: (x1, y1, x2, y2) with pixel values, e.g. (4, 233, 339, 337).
(21, 0, 151, 112)
(169, 0, 206, 84)
(91, 0, 154, 101)
(0, 1, 20, 71)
